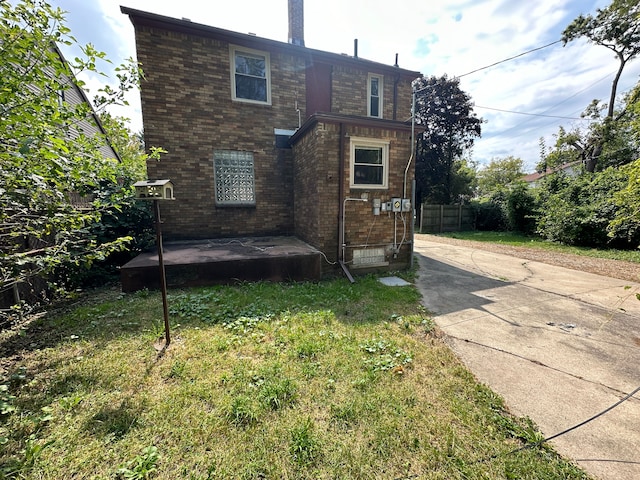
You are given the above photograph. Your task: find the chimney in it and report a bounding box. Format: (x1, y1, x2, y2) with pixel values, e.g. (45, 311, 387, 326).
(288, 0, 305, 46)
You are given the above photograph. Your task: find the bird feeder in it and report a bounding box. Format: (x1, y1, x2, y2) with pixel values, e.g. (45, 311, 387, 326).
(133, 179, 175, 200)
(133, 179, 175, 349)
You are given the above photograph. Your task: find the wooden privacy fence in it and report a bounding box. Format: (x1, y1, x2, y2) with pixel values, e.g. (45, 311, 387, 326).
(418, 204, 474, 233)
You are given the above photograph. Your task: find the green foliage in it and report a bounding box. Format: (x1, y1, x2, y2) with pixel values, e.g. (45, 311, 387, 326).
(0, 0, 159, 313)
(1, 434, 54, 479)
(504, 182, 538, 234)
(477, 156, 525, 197)
(226, 395, 259, 427)
(116, 446, 160, 480)
(562, 0, 640, 171)
(563, 0, 640, 119)
(536, 168, 628, 247)
(471, 198, 508, 231)
(289, 418, 321, 466)
(472, 182, 537, 234)
(360, 337, 413, 372)
(414, 75, 482, 204)
(609, 159, 640, 247)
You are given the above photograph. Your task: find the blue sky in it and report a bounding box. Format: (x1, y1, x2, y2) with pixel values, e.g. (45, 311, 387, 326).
(52, 0, 640, 172)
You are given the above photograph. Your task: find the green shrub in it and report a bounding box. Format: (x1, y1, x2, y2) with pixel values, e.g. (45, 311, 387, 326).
(471, 198, 507, 231)
(505, 182, 538, 234)
(536, 168, 628, 247)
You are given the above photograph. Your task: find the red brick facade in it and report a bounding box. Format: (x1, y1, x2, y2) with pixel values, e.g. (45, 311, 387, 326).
(123, 7, 420, 274)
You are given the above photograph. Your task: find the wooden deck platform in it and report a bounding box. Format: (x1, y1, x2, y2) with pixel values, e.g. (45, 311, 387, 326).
(120, 236, 322, 292)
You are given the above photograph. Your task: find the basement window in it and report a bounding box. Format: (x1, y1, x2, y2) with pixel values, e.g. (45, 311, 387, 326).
(213, 150, 256, 206)
(350, 137, 389, 189)
(230, 46, 271, 104)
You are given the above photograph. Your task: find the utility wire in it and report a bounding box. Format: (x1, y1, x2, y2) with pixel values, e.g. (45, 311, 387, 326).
(474, 105, 593, 120)
(473, 384, 640, 464)
(458, 39, 563, 78)
(436, 333, 640, 467)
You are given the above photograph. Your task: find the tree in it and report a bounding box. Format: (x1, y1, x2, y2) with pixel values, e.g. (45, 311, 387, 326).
(0, 0, 158, 314)
(562, 0, 640, 171)
(449, 158, 478, 203)
(477, 156, 525, 197)
(413, 75, 482, 204)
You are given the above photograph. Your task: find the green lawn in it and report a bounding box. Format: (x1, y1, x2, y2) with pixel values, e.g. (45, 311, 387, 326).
(0, 276, 590, 479)
(436, 231, 640, 263)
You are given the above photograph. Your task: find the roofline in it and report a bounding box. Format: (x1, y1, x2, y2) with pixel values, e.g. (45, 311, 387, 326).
(52, 43, 123, 163)
(289, 112, 412, 145)
(120, 6, 422, 79)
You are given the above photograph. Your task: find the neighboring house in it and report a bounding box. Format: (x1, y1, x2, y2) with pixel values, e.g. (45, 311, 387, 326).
(522, 161, 581, 188)
(50, 45, 122, 208)
(51, 45, 121, 164)
(121, 0, 421, 276)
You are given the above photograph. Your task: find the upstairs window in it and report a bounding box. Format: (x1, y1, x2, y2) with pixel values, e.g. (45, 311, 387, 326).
(350, 138, 389, 189)
(230, 46, 271, 104)
(213, 150, 256, 206)
(367, 74, 383, 118)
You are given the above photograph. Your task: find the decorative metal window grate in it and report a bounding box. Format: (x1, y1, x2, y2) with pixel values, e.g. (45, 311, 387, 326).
(213, 150, 255, 205)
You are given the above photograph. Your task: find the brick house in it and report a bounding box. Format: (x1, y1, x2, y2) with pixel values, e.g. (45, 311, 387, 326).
(121, 1, 421, 279)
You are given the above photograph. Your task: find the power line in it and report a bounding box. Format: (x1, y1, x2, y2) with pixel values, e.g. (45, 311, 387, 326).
(458, 39, 563, 78)
(474, 105, 594, 120)
(480, 72, 615, 141)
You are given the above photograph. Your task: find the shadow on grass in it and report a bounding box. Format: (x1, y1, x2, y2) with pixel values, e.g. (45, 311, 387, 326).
(85, 399, 144, 440)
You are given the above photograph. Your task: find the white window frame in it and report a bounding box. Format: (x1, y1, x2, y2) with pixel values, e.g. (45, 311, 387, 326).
(230, 45, 271, 105)
(213, 150, 256, 206)
(349, 137, 389, 189)
(367, 73, 383, 118)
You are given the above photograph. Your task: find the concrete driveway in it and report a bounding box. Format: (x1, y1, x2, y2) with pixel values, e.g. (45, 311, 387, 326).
(413, 236, 640, 480)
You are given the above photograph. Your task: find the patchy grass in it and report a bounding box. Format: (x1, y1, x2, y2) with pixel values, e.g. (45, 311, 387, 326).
(0, 277, 590, 479)
(437, 231, 640, 263)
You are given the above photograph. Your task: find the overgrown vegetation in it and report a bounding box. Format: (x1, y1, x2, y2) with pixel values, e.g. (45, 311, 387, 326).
(0, 1, 160, 323)
(0, 277, 590, 479)
(416, 0, 640, 253)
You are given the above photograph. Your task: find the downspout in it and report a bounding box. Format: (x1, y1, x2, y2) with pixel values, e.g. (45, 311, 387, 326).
(337, 123, 352, 281)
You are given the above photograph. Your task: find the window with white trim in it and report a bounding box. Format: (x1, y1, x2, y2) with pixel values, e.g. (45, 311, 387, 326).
(367, 74, 383, 118)
(350, 138, 389, 189)
(213, 150, 256, 206)
(230, 46, 271, 104)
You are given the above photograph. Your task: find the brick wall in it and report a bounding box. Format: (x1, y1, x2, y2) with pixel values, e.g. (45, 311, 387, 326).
(293, 120, 414, 272)
(132, 18, 417, 270)
(135, 26, 304, 240)
(331, 66, 416, 121)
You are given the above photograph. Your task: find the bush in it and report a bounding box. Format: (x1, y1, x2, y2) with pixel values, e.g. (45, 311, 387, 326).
(536, 168, 628, 247)
(608, 159, 640, 248)
(471, 198, 507, 231)
(504, 182, 538, 234)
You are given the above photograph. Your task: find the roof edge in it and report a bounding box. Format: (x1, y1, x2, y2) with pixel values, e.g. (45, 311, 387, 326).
(120, 6, 422, 79)
(290, 112, 412, 144)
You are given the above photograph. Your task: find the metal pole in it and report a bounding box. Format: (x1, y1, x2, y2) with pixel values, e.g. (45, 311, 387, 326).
(154, 200, 171, 346)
